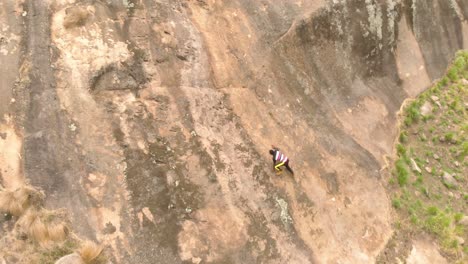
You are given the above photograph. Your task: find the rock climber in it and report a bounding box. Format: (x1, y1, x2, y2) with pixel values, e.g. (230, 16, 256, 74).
(269, 146, 294, 175)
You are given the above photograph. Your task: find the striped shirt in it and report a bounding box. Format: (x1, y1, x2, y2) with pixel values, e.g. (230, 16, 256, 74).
(274, 150, 288, 163)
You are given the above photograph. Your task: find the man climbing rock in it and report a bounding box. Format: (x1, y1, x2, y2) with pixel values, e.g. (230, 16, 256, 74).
(269, 146, 294, 175)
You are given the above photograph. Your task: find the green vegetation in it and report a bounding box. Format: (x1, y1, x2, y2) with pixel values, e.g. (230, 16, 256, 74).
(39, 239, 77, 264)
(461, 141, 468, 160)
(447, 68, 459, 82)
(455, 213, 464, 222)
(399, 130, 408, 143)
(444, 132, 455, 142)
(395, 159, 409, 186)
(392, 198, 402, 209)
(396, 144, 406, 157)
(390, 51, 468, 261)
(404, 102, 421, 126)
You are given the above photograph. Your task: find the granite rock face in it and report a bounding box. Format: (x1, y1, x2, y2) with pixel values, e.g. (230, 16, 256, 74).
(0, 0, 467, 263)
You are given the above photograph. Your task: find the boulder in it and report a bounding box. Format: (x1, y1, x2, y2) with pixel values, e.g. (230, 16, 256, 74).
(191, 257, 202, 264)
(406, 239, 448, 264)
(442, 172, 458, 188)
(420, 102, 433, 116)
(459, 216, 468, 226)
(55, 253, 84, 264)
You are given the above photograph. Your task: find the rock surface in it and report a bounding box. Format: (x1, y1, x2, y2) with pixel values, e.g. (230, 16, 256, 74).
(55, 253, 84, 264)
(406, 238, 448, 264)
(455, 236, 465, 245)
(459, 216, 468, 226)
(0, 0, 467, 263)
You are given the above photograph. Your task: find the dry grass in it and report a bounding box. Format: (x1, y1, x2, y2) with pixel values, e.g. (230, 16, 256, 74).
(0, 186, 44, 216)
(15, 209, 69, 246)
(48, 224, 69, 242)
(0, 183, 107, 263)
(63, 6, 89, 29)
(78, 240, 105, 264)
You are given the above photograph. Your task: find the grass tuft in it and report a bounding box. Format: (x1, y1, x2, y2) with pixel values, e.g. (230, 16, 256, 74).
(454, 213, 464, 222)
(0, 186, 44, 216)
(40, 239, 77, 264)
(444, 132, 455, 142)
(447, 68, 459, 82)
(392, 198, 402, 209)
(404, 102, 421, 126)
(461, 141, 468, 160)
(423, 211, 451, 237)
(395, 159, 409, 186)
(78, 240, 106, 264)
(427, 206, 439, 216)
(15, 209, 69, 246)
(63, 6, 89, 29)
(399, 131, 408, 143)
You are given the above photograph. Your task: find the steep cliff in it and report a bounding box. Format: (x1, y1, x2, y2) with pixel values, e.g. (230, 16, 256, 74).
(0, 0, 467, 263)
